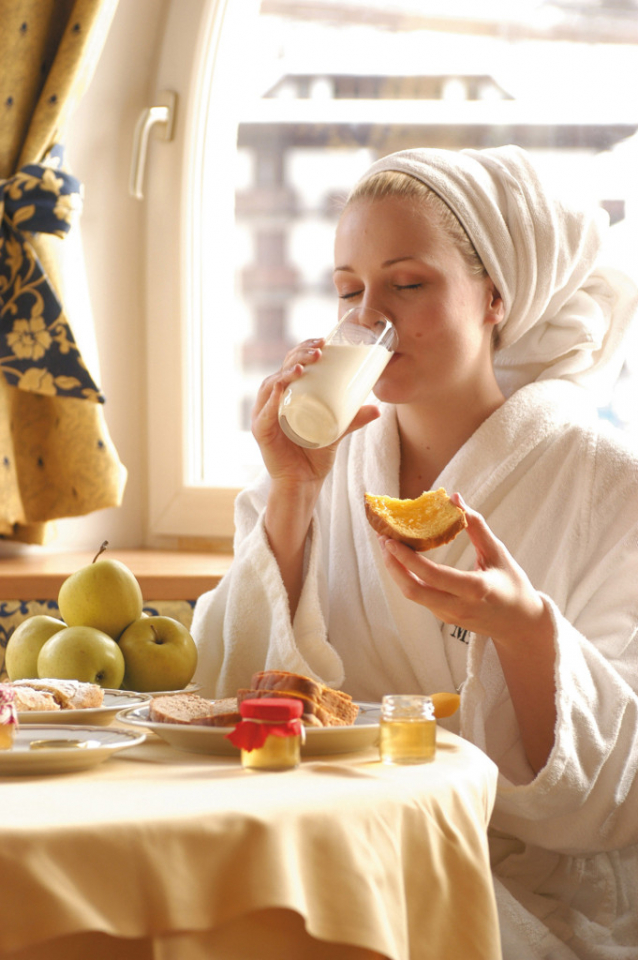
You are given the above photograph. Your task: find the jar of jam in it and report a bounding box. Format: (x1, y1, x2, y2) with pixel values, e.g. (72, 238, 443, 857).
(0, 685, 18, 751)
(379, 694, 436, 764)
(226, 698, 304, 770)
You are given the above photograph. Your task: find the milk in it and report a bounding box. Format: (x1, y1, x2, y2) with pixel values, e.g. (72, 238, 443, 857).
(278, 342, 392, 448)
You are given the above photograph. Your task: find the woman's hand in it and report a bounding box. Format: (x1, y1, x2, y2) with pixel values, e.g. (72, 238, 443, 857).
(252, 338, 380, 488)
(379, 494, 546, 646)
(253, 338, 380, 620)
(379, 494, 557, 773)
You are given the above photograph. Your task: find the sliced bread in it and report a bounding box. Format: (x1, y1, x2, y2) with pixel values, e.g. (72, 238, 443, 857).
(244, 670, 359, 727)
(149, 693, 240, 726)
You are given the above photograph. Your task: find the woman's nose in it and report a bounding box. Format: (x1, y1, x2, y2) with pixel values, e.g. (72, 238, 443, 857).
(360, 294, 395, 324)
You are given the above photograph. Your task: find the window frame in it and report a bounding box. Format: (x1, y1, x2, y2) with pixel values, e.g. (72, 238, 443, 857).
(145, 0, 239, 540)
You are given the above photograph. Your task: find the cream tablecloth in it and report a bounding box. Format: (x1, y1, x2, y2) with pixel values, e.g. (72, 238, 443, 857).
(0, 726, 500, 960)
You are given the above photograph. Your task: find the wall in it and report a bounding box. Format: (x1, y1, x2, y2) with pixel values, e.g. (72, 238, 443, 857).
(52, 0, 170, 550)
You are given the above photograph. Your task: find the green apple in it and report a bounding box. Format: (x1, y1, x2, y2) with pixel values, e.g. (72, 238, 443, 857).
(37, 626, 126, 688)
(118, 616, 198, 692)
(5, 615, 67, 680)
(58, 542, 143, 640)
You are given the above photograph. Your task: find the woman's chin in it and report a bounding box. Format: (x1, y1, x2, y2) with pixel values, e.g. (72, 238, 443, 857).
(373, 364, 409, 404)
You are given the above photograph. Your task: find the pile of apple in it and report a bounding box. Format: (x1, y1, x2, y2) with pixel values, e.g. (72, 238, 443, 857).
(5, 543, 198, 692)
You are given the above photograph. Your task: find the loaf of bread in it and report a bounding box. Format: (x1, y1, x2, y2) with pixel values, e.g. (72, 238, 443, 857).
(238, 670, 359, 727)
(11, 679, 104, 711)
(149, 693, 241, 726)
(364, 487, 467, 551)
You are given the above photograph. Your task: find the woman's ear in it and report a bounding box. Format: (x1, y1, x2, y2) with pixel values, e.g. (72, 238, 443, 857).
(485, 281, 505, 326)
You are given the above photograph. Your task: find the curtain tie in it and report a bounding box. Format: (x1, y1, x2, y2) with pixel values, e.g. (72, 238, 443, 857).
(0, 145, 104, 403)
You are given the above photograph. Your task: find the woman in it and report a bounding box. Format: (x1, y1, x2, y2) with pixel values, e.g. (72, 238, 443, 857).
(192, 145, 638, 958)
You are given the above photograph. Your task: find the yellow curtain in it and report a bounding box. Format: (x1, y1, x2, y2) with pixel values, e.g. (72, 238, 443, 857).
(0, 0, 126, 545)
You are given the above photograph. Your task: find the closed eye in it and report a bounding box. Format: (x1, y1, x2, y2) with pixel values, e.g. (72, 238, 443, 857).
(338, 291, 362, 300)
(396, 283, 421, 290)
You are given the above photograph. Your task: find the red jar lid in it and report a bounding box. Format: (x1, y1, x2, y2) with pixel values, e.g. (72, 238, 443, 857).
(239, 697, 303, 721)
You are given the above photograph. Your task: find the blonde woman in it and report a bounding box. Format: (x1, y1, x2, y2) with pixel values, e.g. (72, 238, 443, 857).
(193, 146, 638, 959)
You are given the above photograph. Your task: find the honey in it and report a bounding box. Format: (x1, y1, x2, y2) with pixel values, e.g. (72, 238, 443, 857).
(380, 694, 436, 764)
(241, 730, 301, 771)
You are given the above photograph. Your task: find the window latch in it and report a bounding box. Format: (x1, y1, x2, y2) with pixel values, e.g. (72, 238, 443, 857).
(129, 90, 177, 200)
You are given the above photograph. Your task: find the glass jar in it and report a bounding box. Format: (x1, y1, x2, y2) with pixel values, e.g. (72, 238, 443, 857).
(226, 697, 304, 771)
(0, 686, 17, 751)
(379, 694, 436, 765)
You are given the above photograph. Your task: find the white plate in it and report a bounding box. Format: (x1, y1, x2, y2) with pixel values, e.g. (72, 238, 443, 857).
(18, 689, 152, 726)
(0, 725, 146, 776)
(122, 682, 201, 697)
(117, 701, 381, 757)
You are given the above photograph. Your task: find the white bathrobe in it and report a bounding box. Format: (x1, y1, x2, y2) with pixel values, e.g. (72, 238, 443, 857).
(194, 145, 638, 958)
(192, 379, 638, 959)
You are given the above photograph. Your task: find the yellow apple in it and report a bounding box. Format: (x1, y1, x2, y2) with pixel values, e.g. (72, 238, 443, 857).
(118, 616, 198, 692)
(37, 625, 126, 688)
(5, 615, 67, 680)
(57, 542, 143, 640)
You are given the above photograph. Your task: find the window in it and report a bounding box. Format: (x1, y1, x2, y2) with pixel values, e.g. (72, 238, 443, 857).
(146, 0, 638, 540)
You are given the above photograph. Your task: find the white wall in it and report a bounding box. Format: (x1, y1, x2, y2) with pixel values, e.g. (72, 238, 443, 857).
(53, 0, 170, 550)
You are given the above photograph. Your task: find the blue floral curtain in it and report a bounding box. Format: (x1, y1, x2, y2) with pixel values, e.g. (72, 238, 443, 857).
(0, 0, 126, 544)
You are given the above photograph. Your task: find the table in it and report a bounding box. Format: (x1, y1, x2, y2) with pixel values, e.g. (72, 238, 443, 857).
(0, 726, 501, 960)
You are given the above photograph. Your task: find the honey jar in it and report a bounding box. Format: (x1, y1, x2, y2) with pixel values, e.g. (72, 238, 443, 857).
(379, 694, 436, 764)
(226, 697, 304, 770)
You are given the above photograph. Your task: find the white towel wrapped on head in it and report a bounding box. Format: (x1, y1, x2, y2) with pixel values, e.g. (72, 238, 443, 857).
(357, 145, 638, 402)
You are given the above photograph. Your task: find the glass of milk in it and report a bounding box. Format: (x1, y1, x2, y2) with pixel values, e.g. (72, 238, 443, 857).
(278, 306, 398, 448)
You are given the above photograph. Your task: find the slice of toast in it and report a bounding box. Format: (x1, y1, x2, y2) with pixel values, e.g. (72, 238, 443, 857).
(364, 487, 467, 551)
(149, 693, 240, 726)
(189, 698, 242, 727)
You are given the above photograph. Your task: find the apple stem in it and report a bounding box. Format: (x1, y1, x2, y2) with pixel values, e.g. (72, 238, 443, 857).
(92, 541, 109, 564)
(150, 624, 163, 645)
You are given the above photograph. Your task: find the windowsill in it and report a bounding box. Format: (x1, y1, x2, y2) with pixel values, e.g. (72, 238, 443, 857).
(0, 550, 233, 602)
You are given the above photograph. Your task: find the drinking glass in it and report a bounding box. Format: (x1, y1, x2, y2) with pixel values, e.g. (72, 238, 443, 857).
(278, 306, 398, 449)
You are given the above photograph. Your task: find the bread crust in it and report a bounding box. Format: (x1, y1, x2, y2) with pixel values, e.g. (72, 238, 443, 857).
(364, 488, 467, 551)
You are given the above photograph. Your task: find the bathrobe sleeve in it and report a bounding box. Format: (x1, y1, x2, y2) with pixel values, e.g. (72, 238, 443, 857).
(461, 428, 638, 856)
(190, 472, 344, 698)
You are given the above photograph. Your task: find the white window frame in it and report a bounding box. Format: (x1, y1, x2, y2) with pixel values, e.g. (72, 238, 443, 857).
(144, 0, 240, 540)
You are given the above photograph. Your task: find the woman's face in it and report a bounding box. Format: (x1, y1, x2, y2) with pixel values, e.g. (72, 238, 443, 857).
(333, 196, 503, 407)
